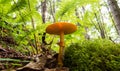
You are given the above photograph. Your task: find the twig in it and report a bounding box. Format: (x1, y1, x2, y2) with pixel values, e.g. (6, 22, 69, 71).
(28, 0, 38, 54)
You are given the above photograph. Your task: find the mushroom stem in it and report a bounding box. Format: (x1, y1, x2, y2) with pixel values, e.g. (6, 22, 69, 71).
(58, 31, 64, 67)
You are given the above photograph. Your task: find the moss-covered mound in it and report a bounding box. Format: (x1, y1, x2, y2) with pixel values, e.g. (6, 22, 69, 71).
(64, 39, 120, 71)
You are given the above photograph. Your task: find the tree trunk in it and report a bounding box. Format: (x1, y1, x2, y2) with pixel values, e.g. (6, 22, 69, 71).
(104, 0, 119, 35)
(107, 0, 120, 36)
(41, 0, 47, 23)
(85, 27, 90, 40)
(49, 0, 56, 22)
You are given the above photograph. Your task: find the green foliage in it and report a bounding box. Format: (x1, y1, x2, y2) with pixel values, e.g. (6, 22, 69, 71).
(0, 58, 29, 62)
(0, 58, 30, 69)
(55, 0, 100, 21)
(0, 0, 118, 57)
(64, 39, 120, 71)
(55, 0, 76, 20)
(0, 0, 42, 54)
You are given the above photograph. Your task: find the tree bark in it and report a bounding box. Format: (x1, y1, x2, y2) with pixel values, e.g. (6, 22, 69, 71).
(104, 0, 119, 35)
(107, 0, 120, 36)
(41, 0, 47, 23)
(49, 0, 56, 22)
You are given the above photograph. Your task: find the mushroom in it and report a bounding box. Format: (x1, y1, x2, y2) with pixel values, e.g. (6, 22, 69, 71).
(46, 22, 77, 67)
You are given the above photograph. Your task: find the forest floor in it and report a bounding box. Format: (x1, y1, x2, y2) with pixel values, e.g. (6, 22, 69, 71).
(0, 45, 69, 71)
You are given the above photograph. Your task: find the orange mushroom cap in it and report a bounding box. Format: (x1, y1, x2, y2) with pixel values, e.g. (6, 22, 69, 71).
(46, 22, 77, 35)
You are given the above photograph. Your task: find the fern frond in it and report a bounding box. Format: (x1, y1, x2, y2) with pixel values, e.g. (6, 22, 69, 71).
(55, 0, 76, 21)
(55, 0, 100, 21)
(8, 0, 28, 14)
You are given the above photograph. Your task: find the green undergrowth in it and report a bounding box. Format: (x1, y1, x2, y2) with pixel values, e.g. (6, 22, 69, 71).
(64, 39, 120, 71)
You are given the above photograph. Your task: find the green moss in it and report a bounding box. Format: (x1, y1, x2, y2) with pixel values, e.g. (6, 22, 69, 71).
(64, 39, 120, 71)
